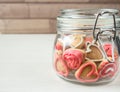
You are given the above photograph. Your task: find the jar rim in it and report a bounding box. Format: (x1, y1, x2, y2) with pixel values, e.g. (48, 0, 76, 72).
(59, 8, 119, 19)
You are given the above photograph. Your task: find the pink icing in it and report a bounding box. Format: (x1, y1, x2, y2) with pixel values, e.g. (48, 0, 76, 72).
(103, 43, 118, 60)
(55, 42, 63, 50)
(63, 49, 84, 70)
(85, 37, 93, 43)
(103, 44, 112, 57)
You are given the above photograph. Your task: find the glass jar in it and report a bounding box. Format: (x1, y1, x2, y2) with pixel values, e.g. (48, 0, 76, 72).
(53, 9, 120, 84)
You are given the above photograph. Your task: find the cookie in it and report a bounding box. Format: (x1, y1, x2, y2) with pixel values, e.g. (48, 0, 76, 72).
(71, 34, 85, 49)
(63, 49, 85, 70)
(55, 40, 63, 55)
(75, 61, 99, 83)
(98, 60, 117, 78)
(54, 54, 69, 77)
(85, 36, 93, 43)
(86, 43, 103, 62)
(103, 43, 119, 60)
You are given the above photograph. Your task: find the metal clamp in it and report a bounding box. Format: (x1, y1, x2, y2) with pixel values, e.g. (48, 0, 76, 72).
(93, 11, 117, 41)
(93, 11, 117, 63)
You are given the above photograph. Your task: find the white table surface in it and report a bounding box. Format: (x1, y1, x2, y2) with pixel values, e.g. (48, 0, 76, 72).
(0, 34, 120, 92)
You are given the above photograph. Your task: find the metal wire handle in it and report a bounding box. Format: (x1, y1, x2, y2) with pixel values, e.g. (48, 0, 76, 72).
(93, 11, 117, 41)
(93, 11, 117, 63)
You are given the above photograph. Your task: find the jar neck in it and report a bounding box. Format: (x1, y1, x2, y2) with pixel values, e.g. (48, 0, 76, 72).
(57, 9, 120, 32)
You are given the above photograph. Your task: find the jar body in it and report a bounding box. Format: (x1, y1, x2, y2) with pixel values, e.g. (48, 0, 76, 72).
(53, 9, 120, 84)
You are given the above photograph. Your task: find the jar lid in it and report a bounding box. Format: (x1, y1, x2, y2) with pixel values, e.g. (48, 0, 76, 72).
(57, 9, 120, 30)
(59, 9, 119, 18)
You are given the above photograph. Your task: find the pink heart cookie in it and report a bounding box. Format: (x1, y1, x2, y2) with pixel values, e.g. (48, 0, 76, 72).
(75, 61, 99, 83)
(54, 54, 69, 77)
(55, 40, 63, 55)
(103, 43, 119, 60)
(98, 60, 117, 78)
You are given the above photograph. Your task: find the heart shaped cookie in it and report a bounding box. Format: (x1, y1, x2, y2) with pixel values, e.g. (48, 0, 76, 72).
(85, 36, 93, 43)
(55, 40, 63, 55)
(86, 43, 104, 62)
(71, 34, 85, 49)
(103, 43, 119, 60)
(54, 55, 69, 77)
(98, 60, 117, 78)
(75, 61, 99, 83)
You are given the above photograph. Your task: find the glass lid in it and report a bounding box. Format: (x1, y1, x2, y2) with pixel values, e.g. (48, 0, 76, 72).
(57, 9, 120, 30)
(59, 9, 119, 19)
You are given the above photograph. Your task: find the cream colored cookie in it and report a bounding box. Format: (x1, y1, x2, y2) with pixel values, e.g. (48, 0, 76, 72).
(71, 34, 85, 49)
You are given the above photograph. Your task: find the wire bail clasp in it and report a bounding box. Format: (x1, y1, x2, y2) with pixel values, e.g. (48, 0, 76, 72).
(93, 11, 117, 63)
(93, 11, 117, 42)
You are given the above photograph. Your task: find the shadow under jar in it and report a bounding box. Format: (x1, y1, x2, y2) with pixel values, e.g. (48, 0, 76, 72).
(53, 9, 120, 85)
